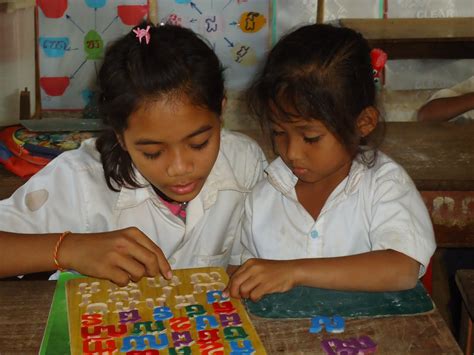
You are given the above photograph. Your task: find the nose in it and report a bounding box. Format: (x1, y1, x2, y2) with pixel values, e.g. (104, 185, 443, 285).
(166, 148, 193, 177)
(285, 136, 302, 162)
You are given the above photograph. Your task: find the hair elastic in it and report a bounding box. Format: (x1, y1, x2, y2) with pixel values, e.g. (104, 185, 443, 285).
(370, 48, 387, 83)
(54, 231, 71, 271)
(133, 25, 151, 45)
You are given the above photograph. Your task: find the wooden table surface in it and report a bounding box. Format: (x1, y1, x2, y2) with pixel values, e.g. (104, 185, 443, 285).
(0, 280, 462, 354)
(379, 122, 474, 191)
(340, 18, 474, 59)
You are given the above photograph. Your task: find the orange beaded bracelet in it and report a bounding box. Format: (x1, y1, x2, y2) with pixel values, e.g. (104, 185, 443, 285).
(53, 231, 71, 271)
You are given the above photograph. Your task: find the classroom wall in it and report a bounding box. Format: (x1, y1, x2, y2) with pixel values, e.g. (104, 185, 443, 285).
(1, 1, 473, 128)
(319, 0, 474, 123)
(0, 2, 36, 127)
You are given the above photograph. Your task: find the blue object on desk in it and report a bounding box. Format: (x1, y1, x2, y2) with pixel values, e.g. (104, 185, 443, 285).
(245, 281, 434, 318)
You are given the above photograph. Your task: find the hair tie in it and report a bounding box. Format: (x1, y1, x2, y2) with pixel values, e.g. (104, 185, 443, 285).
(370, 48, 387, 85)
(133, 25, 151, 45)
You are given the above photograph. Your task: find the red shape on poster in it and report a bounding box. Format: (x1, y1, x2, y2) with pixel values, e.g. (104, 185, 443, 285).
(37, 0, 68, 18)
(40, 77, 70, 96)
(117, 5, 148, 26)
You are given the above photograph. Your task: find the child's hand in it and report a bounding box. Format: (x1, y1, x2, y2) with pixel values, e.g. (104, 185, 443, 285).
(60, 227, 172, 286)
(224, 258, 297, 302)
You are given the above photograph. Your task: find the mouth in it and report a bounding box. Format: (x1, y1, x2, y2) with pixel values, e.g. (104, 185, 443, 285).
(168, 181, 198, 195)
(292, 167, 308, 176)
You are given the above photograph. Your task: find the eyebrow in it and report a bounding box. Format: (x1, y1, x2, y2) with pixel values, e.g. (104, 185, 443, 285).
(134, 125, 213, 145)
(295, 124, 325, 131)
(270, 120, 325, 132)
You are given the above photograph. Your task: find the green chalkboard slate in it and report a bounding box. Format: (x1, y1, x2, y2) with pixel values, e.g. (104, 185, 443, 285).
(245, 281, 434, 318)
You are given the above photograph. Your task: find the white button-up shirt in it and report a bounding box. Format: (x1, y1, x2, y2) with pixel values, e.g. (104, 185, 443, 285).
(429, 75, 474, 121)
(0, 129, 267, 270)
(241, 152, 436, 276)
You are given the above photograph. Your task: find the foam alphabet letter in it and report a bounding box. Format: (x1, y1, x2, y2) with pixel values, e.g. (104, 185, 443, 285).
(184, 304, 206, 318)
(310, 315, 345, 333)
(195, 315, 219, 330)
(120, 334, 169, 352)
(152, 306, 173, 321)
(229, 339, 255, 354)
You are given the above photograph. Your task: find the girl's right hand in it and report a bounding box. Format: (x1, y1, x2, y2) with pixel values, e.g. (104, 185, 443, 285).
(58, 227, 172, 286)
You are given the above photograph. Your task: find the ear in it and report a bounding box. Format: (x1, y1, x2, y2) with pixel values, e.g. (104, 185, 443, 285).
(221, 96, 227, 112)
(356, 106, 379, 137)
(216, 97, 226, 128)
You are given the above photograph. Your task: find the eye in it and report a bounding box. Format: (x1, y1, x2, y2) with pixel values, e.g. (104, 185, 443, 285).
(143, 151, 162, 160)
(303, 135, 322, 144)
(271, 129, 285, 137)
(190, 139, 210, 150)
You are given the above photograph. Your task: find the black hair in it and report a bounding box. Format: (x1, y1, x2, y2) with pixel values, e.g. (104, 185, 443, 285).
(96, 23, 225, 191)
(247, 23, 384, 166)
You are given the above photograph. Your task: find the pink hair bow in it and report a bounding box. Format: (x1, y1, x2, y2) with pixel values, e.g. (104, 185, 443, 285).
(133, 25, 151, 45)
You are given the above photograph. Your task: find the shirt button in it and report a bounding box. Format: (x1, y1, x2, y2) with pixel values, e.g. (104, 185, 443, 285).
(310, 230, 319, 239)
(169, 257, 176, 265)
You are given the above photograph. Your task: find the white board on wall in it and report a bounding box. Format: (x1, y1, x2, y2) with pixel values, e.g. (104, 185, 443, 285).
(387, 0, 474, 18)
(385, 59, 474, 90)
(324, 0, 382, 21)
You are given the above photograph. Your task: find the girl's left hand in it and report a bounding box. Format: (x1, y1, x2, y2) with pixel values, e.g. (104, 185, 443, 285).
(224, 258, 297, 302)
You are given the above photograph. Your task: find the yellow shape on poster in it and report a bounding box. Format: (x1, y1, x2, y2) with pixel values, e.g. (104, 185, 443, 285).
(239, 12, 267, 33)
(231, 43, 258, 66)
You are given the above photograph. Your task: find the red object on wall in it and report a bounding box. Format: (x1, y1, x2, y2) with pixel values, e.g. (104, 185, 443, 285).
(40, 77, 70, 96)
(117, 5, 148, 26)
(37, 0, 68, 18)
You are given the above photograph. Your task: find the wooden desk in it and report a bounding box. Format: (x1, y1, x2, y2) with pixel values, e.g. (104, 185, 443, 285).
(381, 122, 474, 249)
(456, 269, 474, 354)
(340, 18, 474, 59)
(0, 280, 462, 354)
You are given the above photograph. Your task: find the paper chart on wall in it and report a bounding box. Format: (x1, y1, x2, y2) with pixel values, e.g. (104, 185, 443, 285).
(37, 0, 149, 111)
(156, 0, 271, 90)
(37, 0, 271, 110)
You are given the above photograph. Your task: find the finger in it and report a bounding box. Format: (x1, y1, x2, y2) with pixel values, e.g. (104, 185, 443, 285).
(128, 229, 172, 279)
(106, 267, 132, 287)
(228, 268, 254, 299)
(227, 260, 253, 283)
(223, 264, 246, 297)
(249, 286, 265, 302)
(113, 254, 147, 283)
(238, 277, 261, 300)
(224, 267, 246, 298)
(121, 236, 172, 280)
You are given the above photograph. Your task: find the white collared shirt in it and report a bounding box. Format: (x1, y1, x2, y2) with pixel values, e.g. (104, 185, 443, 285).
(0, 129, 267, 272)
(241, 152, 436, 276)
(429, 75, 474, 121)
